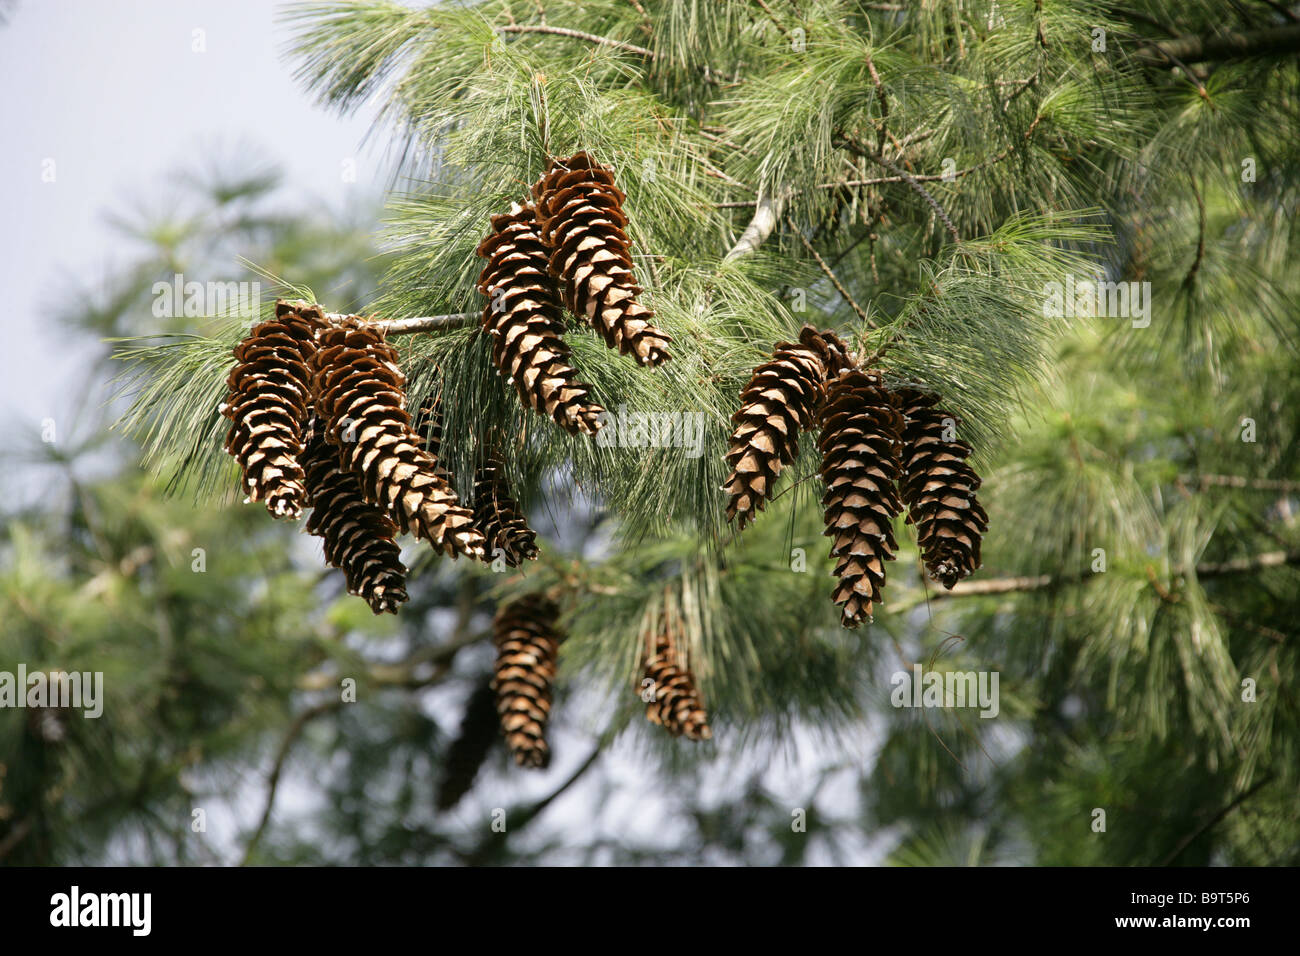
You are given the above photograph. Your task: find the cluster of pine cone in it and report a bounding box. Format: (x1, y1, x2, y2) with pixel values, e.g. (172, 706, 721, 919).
(435, 591, 709, 797)
(476, 151, 670, 436)
(220, 300, 540, 616)
(723, 327, 989, 628)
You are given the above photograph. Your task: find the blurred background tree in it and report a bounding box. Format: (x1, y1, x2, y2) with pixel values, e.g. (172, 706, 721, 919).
(3, 0, 1297, 866)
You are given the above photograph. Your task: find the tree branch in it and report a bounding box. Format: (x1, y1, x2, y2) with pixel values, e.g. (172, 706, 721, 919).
(723, 186, 792, 261)
(499, 23, 656, 60)
(325, 311, 479, 336)
(1134, 24, 1300, 65)
(1157, 774, 1275, 866)
(925, 549, 1300, 601)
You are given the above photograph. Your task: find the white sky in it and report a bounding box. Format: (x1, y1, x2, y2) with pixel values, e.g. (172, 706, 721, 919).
(0, 0, 381, 471)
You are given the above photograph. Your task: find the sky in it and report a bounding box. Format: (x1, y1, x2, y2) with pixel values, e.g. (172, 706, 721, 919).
(0, 0, 382, 483)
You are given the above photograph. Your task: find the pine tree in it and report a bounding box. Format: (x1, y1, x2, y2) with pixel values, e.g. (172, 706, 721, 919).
(102, 0, 1300, 865)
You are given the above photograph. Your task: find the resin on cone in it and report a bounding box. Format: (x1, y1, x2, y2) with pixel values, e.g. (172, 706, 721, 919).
(532, 151, 672, 367)
(220, 299, 327, 519)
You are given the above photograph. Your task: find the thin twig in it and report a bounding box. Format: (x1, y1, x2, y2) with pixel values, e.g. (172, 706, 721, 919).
(1157, 774, 1275, 866)
(1181, 473, 1300, 493)
(240, 699, 340, 866)
(787, 216, 877, 327)
(499, 23, 656, 59)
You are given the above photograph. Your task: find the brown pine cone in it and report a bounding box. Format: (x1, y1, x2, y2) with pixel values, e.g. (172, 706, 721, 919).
(472, 458, 539, 568)
(642, 631, 711, 741)
(532, 151, 672, 367)
(302, 417, 408, 615)
(892, 388, 988, 588)
(476, 202, 606, 435)
(219, 300, 326, 519)
(818, 369, 905, 628)
(311, 319, 486, 560)
(491, 594, 563, 769)
(722, 327, 852, 529)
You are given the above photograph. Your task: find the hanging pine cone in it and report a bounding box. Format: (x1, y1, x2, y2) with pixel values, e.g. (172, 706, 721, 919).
(219, 299, 326, 519)
(302, 417, 409, 615)
(491, 594, 563, 769)
(892, 388, 989, 588)
(641, 629, 711, 741)
(818, 368, 905, 628)
(476, 202, 606, 436)
(723, 327, 853, 529)
(311, 319, 486, 560)
(435, 678, 500, 811)
(472, 457, 539, 567)
(532, 151, 672, 367)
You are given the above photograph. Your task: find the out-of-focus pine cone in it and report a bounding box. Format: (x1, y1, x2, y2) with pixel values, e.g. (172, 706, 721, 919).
(892, 388, 988, 588)
(435, 678, 500, 811)
(532, 151, 672, 367)
(818, 369, 904, 628)
(641, 630, 711, 741)
(476, 202, 606, 436)
(722, 327, 852, 529)
(302, 416, 409, 614)
(491, 594, 563, 769)
(311, 319, 486, 560)
(219, 299, 327, 519)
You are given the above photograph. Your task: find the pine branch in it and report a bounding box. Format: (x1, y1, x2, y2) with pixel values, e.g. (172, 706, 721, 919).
(723, 186, 791, 261)
(1157, 774, 1275, 866)
(499, 22, 656, 60)
(323, 310, 478, 335)
(1181, 474, 1300, 494)
(921, 549, 1300, 601)
(1135, 24, 1300, 65)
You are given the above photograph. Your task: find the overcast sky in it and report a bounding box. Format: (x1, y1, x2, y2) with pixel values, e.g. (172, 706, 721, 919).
(0, 0, 383, 483)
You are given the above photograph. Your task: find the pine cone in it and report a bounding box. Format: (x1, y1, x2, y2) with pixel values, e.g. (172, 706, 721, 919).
(472, 458, 539, 567)
(491, 594, 563, 769)
(476, 203, 606, 435)
(311, 320, 486, 560)
(892, 388, 988, 588)
(220, 300, 326, 519)
(435, 678, 499, 811)
(302, 417, 409, 615)
(818, 369, 905, 628)
(723, 327, 852, 529)
(532, 151, 672, 367)
(642, 631, 711, 741)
